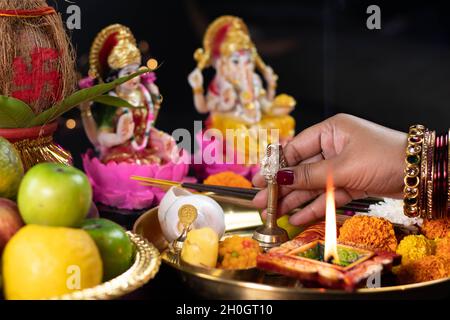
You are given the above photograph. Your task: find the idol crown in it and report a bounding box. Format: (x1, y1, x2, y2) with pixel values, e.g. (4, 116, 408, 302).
(108, 29, 142, 70)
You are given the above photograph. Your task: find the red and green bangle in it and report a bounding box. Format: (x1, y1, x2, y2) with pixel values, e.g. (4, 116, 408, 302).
(404, 125, 426, 218)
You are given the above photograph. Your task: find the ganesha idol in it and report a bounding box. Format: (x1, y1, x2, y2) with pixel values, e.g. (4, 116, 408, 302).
(80, 24, 188, 210)
(188, 16, 296, 180)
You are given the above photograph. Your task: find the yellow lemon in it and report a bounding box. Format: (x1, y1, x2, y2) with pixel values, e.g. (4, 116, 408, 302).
(2, 225, 102, 300)
(277, 215, 303, 240)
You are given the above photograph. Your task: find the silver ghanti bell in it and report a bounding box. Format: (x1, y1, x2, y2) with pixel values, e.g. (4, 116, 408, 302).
(253, 144, 289, 250)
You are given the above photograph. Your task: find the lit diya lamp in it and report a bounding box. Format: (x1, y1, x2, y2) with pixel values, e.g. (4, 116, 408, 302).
(257, 173, 401, 291)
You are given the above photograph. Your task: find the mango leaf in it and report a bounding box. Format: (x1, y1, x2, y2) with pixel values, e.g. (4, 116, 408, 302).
(0, 96, 35, 129)
(92, 95, 144, 109)
(27, 68, 150, 127)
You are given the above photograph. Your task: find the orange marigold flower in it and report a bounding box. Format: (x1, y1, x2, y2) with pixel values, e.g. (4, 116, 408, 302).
(397, 255, 450, 284)
(204, 171, 252, 189)
(338, 216, 398, 252)
(436, 235, 450, 259)
(421, 219, 450, 240)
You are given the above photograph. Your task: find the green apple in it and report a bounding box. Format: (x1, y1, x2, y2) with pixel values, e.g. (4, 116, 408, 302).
(17, 163, 92, 227)
(80, 218, 133, 281)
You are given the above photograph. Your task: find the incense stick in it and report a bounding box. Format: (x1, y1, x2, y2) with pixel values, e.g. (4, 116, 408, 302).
(132, 176, 379, 213)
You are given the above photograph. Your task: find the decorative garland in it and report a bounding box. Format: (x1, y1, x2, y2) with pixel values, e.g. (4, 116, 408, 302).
(0, 7, 56, 18)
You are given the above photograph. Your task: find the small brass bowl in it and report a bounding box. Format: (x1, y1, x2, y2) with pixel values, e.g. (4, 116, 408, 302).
(50, 232, 161, 300)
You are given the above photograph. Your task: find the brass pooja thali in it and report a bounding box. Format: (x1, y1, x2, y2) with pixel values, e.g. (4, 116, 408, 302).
(133, 202, 450, 300)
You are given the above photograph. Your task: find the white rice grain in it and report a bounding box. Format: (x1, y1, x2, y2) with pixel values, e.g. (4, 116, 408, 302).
(359, 198, 423, 227)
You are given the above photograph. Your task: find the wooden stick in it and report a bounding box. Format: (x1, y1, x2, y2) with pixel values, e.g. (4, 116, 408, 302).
(132, 176, 383, 205)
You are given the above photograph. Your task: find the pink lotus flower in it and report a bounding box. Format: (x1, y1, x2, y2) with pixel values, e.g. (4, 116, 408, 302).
(82, 150, 189, 210)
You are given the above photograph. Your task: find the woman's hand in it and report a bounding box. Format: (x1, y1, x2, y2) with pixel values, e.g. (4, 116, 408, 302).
(253, 114, 407, 226)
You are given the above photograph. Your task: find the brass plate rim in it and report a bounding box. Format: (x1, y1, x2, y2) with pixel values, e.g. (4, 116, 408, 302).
(163, 255, 450, 295)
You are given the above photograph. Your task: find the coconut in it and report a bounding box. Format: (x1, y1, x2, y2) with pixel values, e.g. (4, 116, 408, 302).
(0, 0, 76, 114)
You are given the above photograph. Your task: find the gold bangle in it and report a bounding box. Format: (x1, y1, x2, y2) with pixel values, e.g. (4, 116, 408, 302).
(419, 129, 429, 218)
(426, 130, 436, 219)
(403, 125, 425, 218)
(193, 87, 204, 95)
(81, 109, 93, 118)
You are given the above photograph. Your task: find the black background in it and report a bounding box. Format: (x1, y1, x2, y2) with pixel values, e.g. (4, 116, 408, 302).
(49, 0, 450, 168)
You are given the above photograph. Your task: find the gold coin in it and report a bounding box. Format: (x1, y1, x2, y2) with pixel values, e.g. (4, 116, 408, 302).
(178, 204, 198, 226)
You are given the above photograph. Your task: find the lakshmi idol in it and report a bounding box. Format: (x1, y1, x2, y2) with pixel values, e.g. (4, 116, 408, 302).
(80, 24, 188, 210)
(188, 16, 297, 178)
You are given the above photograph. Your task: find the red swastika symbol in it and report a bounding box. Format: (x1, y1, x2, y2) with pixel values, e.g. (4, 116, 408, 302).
(12, 47, 62, 104)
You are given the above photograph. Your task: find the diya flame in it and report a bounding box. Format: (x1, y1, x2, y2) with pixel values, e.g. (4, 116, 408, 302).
(324, 173, 340, 265)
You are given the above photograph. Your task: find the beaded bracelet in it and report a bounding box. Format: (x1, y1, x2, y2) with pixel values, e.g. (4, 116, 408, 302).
(419, 129, 429, 218)
(404, 125, 425, 218)
(403, 126, 450, 219)
(433, 134, 439, 218)
(426, 130, 436, 219)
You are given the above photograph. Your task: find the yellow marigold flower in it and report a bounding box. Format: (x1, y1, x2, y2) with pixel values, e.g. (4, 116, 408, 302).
(396, 235, 435, 265)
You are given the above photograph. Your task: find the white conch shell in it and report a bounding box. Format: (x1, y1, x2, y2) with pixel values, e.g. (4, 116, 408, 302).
(158, 187, 225, 243)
